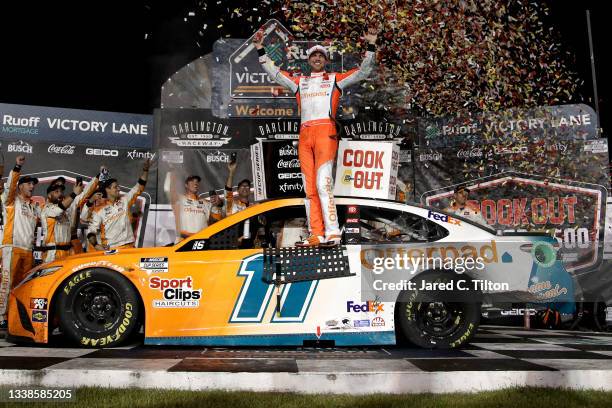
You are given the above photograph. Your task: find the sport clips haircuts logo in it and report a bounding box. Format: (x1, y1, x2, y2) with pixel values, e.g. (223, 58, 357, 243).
(149, 276, 201, 308)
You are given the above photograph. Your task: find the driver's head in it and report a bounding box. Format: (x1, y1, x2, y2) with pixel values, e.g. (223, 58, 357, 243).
(103, 178, 120, 200)
(185, 175, 201, 196)
(46, 183, 65, 204)
(237, 179, 251, 200)
(306, 45, 328, 73)
(453, 185, 469, 206)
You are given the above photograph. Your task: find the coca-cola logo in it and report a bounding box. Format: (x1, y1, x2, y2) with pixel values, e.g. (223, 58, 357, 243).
(456, 148, 483, 158)
(277, 158, 300, 169)
(47, 144, 76, 155)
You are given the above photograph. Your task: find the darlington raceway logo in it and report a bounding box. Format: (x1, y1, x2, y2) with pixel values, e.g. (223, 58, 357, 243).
(149, 276, 201, 308)
(8, 140, 33, 154)
(48, 144, 75, 155)
(168, 120, 231, 147)
(257, 120, 299, 139)
(342, 121, 402, 140)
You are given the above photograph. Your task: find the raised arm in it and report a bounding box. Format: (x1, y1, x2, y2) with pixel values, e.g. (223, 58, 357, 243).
(253, 30, 299, 94)
(3, 156, 25, 205)
(336, 28, 378, 90)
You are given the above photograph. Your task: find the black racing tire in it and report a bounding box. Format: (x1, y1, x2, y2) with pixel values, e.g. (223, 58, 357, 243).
(56, 269, 141, 348)
(396, 270, 481, 349)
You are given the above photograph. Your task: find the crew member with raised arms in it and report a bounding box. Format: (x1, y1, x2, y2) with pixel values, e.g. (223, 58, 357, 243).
(0, 156, 40, 329)
(86, 159, 150, 250)
(253, 27, 378, 246)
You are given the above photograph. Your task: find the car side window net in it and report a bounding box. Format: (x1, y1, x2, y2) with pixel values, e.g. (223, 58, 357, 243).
(350, 206, 449, 243)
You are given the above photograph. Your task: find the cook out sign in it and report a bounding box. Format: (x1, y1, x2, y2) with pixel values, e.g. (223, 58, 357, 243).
(333, 140, 399, 199)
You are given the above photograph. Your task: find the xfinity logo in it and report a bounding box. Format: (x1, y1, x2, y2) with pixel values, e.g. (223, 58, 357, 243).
(86, 148, 118, 157)
(127, 150, 156, 160)
(8, 140, 33, 154)
(48, 144, 75, 155)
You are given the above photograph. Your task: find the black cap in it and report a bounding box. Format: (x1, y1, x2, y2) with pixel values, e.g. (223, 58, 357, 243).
(18, 175, 39, 185)
(238, 178, 252, 187)
(51, 176, 66, 186)
(454, 185, 470, 194)
(47, 183, 65, 194)
(185, 175, 201, 183)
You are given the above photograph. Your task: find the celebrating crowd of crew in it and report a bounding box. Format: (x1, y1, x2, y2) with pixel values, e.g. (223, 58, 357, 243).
(0, 156, 252, 329)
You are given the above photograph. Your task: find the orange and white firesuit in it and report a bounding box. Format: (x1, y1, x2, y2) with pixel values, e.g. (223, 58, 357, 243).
(259, 46, 375, 238)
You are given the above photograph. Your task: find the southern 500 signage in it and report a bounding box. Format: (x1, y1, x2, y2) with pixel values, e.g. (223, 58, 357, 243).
(334, 140, 399, 200)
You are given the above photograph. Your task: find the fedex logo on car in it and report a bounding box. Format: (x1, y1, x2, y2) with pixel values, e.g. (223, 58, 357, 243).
(347, 300, 384, 314)
(427, 210, 461, 226)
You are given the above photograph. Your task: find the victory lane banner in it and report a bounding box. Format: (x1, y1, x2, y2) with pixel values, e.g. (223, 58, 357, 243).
(419, 104, 598, 149)
(1, 102, 153, 149)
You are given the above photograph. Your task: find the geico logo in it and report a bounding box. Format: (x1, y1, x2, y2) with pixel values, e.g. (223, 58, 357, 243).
(149, 276, 193, 290)
(86, 148, 118, 157)
(346, 300, 384, 313)
(427, 210, 461, 225)
(494, 146, 528, 155)
(360, 241, 500, 270)
(278, 173, 301, 179)
(319, 83, 331, 88)
(342, 149, 384, 169)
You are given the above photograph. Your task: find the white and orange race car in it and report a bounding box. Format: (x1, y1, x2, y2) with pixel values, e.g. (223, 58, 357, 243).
(8, 197, 574, 348)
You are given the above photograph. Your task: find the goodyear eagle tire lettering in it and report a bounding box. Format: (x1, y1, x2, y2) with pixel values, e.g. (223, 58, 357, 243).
(396, 270, 481, 349)
(56, 269, 141, 348)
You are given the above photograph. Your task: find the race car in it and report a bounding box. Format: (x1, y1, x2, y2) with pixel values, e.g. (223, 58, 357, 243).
(7, 197, 574, 349)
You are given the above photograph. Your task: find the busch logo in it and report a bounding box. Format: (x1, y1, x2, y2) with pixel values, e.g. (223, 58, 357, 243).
(86, 148, 118, 157)
(206, 151, 230, 163)
(48, 144, 75, 155)
(346, 300, 384, 314)
(127, 150, 156, 160)
(279, 144, 298, 156)
(8, 140, 33, 154)
(419, 152, 443, 161)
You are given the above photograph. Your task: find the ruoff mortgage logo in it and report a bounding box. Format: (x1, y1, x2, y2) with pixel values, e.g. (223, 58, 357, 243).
(1, 114, 41, 135)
